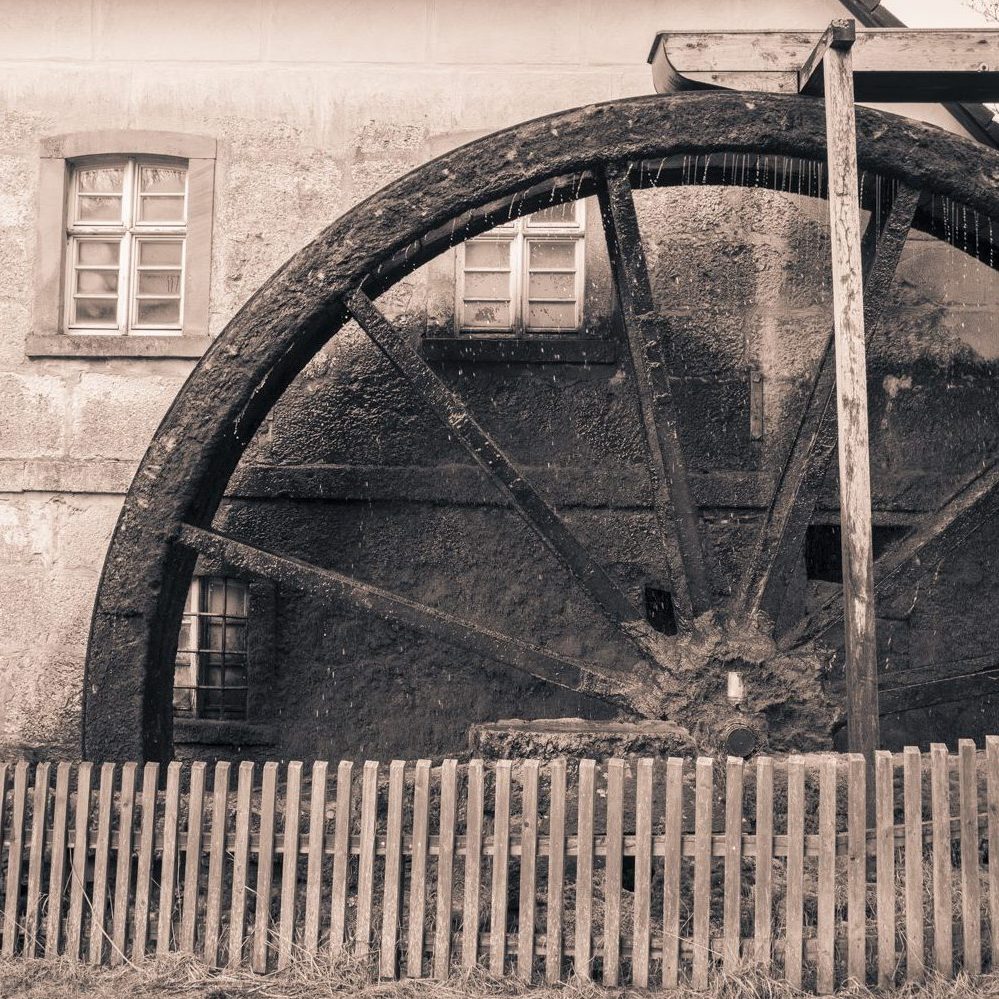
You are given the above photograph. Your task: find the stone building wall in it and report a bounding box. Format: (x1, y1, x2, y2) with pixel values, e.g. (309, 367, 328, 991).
(1, 0, 996, 760)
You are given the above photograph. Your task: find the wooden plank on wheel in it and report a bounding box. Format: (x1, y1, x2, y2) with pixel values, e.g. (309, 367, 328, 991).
(574, 758, 595, 981)
(816, 755, 837, 994)
(380, 760, 405, 979)
(406, 759, 430, 975)
(692, 757, 714, 990)
(603, 758, 624, 985)
(903, 746, 924, 981)
(488, 760, 512, 978)
(784, 755, 805, 989)
(930, 743, 953, 976)
(754, 756, 774, 971)
(545, 758, 567, 984)
(517, 759, 539, 983)
(303, 760, 327, 958)
(202, 761, 229, 968)
(632, 758, 653, 988)
(65, 762, 93, 962)
(723, 756, 744, 974)
(45, 762, 72, 958)
(277, 761, 303, 970)
(463, 759, 484, 970)
(132, 762, 159, 963)
(433, 760, 458, 979)
(662, 757, 683, 988)
(959, 739, 982, 974)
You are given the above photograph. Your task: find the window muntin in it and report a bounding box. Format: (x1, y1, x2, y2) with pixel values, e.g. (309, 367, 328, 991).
(66, 157, 188, 335)
(174, 576, 249, 721)
(458, 201, 585, 334)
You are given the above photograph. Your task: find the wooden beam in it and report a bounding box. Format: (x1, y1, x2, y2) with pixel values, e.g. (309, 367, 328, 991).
(595, 164, 713, 626)
(824, 29, 880, 761)
(649, 28, 999, 101)
(176, 524, 635, 708)
(732, 184, 920, 626)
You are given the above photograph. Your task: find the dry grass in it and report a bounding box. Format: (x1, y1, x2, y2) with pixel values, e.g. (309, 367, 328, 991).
(6, 956, 999, 999)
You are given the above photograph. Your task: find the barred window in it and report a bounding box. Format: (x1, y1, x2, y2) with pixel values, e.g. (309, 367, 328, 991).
(66, 157, 187, 335)
(457, 202, 585, 334)
(174, 576, 249, 721)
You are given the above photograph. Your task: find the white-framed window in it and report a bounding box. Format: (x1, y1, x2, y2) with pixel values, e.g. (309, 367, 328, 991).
(65, 157, 187, 335)
(174, 576, 250, 721)
(457, 201, 585, 334)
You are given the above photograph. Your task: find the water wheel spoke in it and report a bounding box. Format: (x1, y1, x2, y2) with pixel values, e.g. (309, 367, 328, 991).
(596, 163, 712, 626)
(734, 182, 921, 626)
(791, 459, 999, 645)
(346, 290, 668, 660)
(177, 523, 635, 706)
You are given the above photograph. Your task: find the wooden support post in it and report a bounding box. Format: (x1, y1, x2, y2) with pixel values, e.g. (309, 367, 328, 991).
(823, 19, 880, 762)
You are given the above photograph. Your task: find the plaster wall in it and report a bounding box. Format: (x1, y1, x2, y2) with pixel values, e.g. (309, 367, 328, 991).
(0, 0, 996, 759)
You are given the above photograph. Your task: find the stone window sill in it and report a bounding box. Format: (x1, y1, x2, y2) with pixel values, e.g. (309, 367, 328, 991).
(420, 336, 618, 365)
(27, 333, 211, 359)
(173, 718, 275, 746)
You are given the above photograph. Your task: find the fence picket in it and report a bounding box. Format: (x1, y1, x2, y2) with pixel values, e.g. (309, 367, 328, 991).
(157, 762, 183, 958)
(252, 762, 279, 973)
(988, 736, 999, 968)
(816, 755, 836, 995)
(405, 759, 430, 974)
(303, 760, 328, 958)
(2, 762, 28, 958)
(632, 758, 653, 988)
(692, 756, 714, 991)
(603, 758, 624, 985)
(903, 746, 924, 981)
(517, 759, 539, 982)
(959, 739, 982, 974)
(180, 761, 207, 957)
(355, 760, 380, 962)
(44, 762, 71, 958)
(662, 757, 683, 988)
(876, 750, 896, 989)
(65, 761, 93, 962)
(723, 756, 743, 974)
(433, 759, 458, 979)
(574, 758, 595, 981)
(202, 761, 229, 968)
(88, 762, 115, 965)
(24, 761, 50, 957)
(462, 759, 484, 969)
(277, 761, 303, 970)
(754, 756, 773, 971)
(846, 753, 866, 985)
(227, 761, 254, 968)
(109, 762, 136, 965)
(784, 755, 805, 989)
(132, 762, 159, 962)
(329, 760, 354, 956)
(930, 743, 953, 976)
(381, 760, 406, 980)
(489, 759, 512, 977)
(544, 758, 567, 984)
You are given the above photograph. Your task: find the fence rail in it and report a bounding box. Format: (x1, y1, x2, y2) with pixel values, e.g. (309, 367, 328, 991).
(1, 741, 998, 990)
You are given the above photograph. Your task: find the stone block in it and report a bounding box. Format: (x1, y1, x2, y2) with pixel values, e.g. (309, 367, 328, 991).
(0, 0, 93, 61)
(53, 495, 121, 571)
(0, 497, 55, 569)
(0, 373, 66, 459)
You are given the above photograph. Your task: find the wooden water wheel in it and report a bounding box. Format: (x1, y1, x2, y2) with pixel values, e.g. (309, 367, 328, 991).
(83, 92, 999, 762)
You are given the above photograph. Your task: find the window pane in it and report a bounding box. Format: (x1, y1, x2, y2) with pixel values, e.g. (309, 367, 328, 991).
(138, 196, 186, 223)
(76, 270, 119, 295)
(77, 240, 120, 266)
(204, 664, 223, 688)
(463, 301, 511, 328)
(463, 271, 509, 299)
(529, 241, 576, 269)
(527, 302, 577, 329)
(206, 620, 224, 651)
(137, 240, 183, 266)
(222, 689, 247, 713)
(528, 272, 575, 300)
(137, 271, 182, 295)
(528, 202, 577, 225)
(224, 666, 247, 687)
(77, 166, 125, 194)
(464, 240, 510, 269)
(135, 299, 181, 326)
(225, 580, 249, 615)
(203, 578, 226, 613)
(72, 298, 117, 324)
(225, 623, 247, 653)
(139, 166, 186, 194)
(77, 196, 123, 223)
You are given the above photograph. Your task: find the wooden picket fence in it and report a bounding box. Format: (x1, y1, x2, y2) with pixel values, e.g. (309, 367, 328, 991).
(2, 741, 999, 990)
